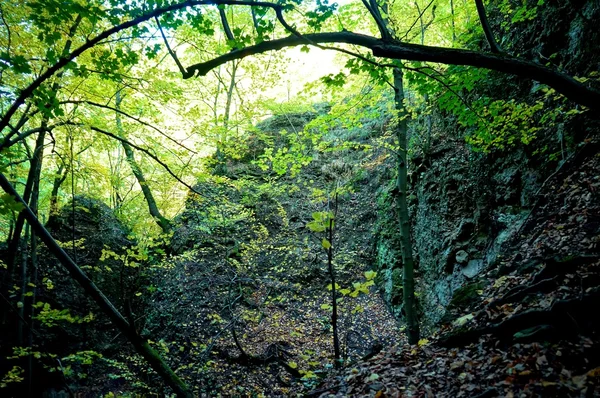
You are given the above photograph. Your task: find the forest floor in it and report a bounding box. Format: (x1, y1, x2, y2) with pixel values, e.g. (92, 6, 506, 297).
(308, 141, 600, 397)
(142, 250, 400, 396)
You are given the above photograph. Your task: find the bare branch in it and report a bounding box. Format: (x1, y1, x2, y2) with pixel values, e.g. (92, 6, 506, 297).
(62, 100, 198, 154)
(400, 0, 435, 42)
(89, 125, 203, 197)
(155, 16, 188, 76)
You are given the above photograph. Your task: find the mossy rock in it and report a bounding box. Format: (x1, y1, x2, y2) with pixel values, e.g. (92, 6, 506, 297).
(38, 196, 134, 356)
(449, 281, 486, 309)
(45, 195, 131, 273)
(440, 280, 487, 324)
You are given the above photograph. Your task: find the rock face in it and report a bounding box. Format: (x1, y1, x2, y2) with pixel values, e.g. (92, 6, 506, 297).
(376, 145, 538, 328)
(374, 0, 600, 331)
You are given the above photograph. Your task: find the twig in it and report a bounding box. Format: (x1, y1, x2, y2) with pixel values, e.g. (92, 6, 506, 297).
(61, 99, 197, 154)
(155, 16, 188, 76)
(89, 125, 203, 197)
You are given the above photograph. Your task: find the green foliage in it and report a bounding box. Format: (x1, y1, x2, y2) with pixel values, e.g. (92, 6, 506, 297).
(306, 0, 338, 31)
(339, 270, 377, 300)
(465, 99, 545, 151)
(60, 351, 104, 380)
(345, 57, 390, 83)
(498, 0, 545, 27)
(256, 129, 313, 177)
(306, 211, 334, 233)
(33, 302, 95, 327)
(0, 193, 24, 215)
(321, 72, 347, 88)
(0, 366, 24, 388)
(405, 62, 564, 152)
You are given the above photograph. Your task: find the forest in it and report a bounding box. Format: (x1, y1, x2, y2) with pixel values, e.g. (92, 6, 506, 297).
(0, 0, 599, 396)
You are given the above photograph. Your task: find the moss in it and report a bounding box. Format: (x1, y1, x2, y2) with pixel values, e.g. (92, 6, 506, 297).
(448, 281, 486, 310)
(440, 280, 487, 324)
(390, 268, 403, 305)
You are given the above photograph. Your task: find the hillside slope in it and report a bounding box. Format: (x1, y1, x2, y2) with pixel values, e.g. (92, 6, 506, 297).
(311, 140, 600, 397)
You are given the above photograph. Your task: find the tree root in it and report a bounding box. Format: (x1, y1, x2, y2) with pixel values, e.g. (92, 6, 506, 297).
(215, 325, 302, 378)
(489, 255, 599, 309)
(487, 277, 557, 309)
(439, 288, 600, 347)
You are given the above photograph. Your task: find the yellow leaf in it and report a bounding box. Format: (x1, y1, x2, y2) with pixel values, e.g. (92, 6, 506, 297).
(418, 338, 429, 346)
(288, 361, 297, 369)
(587, 367, 600, 377)
(452, 313, 474, 327)
(541, 381, 558, 387)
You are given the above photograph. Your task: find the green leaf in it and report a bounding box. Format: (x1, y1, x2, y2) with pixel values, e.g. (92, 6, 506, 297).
(326, 283, 340, 291)
(322, 239, 331, 249)
(364, 270, 377, 280)
(0, 193, 24, 215)
(306, 220, 325, 232)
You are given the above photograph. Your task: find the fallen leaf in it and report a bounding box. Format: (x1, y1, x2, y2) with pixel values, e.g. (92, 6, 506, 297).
(587, 367, 600, 377)
(450, 361, 464, 371)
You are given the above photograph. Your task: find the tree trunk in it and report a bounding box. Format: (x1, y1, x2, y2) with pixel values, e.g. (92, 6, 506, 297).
(5, 131, 46, 277)
(16, 225, 30, 346)
(48, 162, 68, 216)
(475, 0, 502, 53)
(26, 159, 42, 396)
(393, 68, 420, 345)
(327, 212, 341, 366)
(115, 91, 172, 234)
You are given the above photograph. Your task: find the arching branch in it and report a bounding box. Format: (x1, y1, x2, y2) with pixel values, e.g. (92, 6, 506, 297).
(183, 31, 600, 111)
(1, 122, 74, 151)
(0, 0, 285, 133)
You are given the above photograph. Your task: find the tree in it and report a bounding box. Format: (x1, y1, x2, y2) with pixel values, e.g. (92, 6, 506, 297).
(2, 0, 599, 392)
(115, 90, 173, 234)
